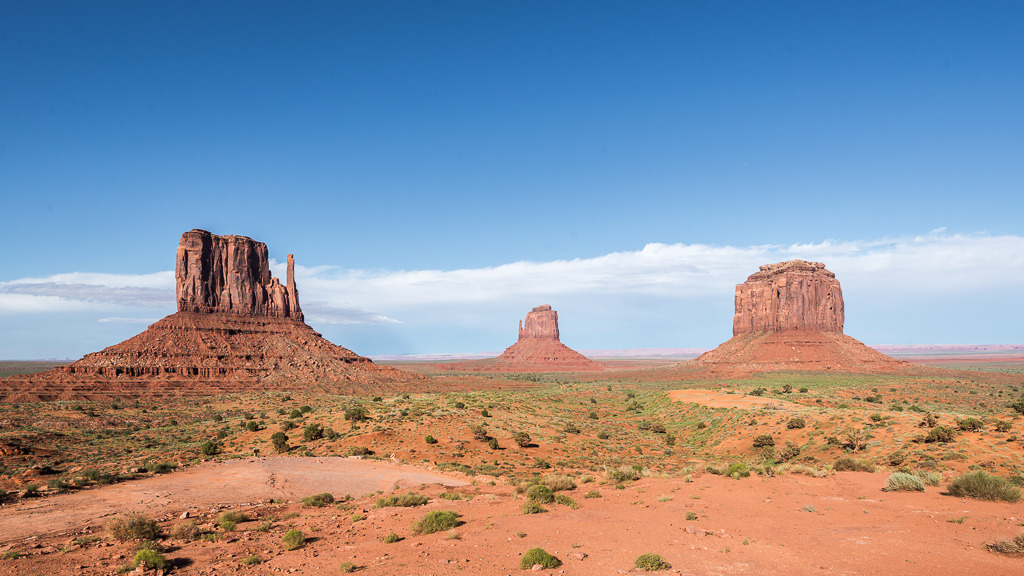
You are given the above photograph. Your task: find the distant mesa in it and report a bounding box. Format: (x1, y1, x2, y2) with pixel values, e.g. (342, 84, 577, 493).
(693, 260, 908, 375)
(0, 229, 421, 401)
(448, 305, 604, 372)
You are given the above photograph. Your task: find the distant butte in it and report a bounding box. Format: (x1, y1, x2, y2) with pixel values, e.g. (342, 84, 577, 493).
(448, 305, 604, 372)
(0, 229, 422, 401)
(692, 260, 909, 375)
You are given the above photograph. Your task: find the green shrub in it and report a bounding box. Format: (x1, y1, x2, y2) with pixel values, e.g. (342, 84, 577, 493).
(597, 430, 610, 440)
(219, 510, 249, 524)
(526, 484, 554, 503)
(107, 513, 161, 541)
(47, 478, 69, 493)
(346, 446, 372, 456)
(520, 547, 561, 569)
(752, 435, 775, 448)
(413, 510, 461, 534)
(146, 461, 176, 474)
(554, 494, 579, 509)
(521, 501, 547, 514)
(947, 471, 1022, 503)
(884, 472, 925, 492)
(242, 555, 261, 566)
(1009, 396, 1024, 415)
(303, 423, 324, 442)
(283, 529, 305, 550)
(924, 426, 956, 443)
(920, 413, 939, 427)
(994, 420, 1012, 432)
(201, 440, 219, 455)
(271, 431, 290, 453)
(727, 462, 750, 478)
(301, 492, 336, 507)
(384, 532, 402, 543)
(424, 434, 438, 444)
(786, 417, 806, 430)
(220, 520, 237, 532)
(339, 561, 357, 573)
(584, 490, 601, 498)
(956, 417, 984, 432)
(344, 406, 368, 422)
(685, 512, 698, 521)
(488, 437, 500, 450)
(833, 457, 876, 472)
(375, 493, 430, 508)
(634, 553, 671, 571)
(2, 551, 20, 559)
(513, 431, 531, 447)
(470, 424, 489, 441)
(245, 420, 261, 432)
(133, 549, 166, 570)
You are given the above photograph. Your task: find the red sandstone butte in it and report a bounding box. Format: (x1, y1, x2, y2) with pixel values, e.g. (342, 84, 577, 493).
(693, 260, 908, 375)
(0, 230, 422, 401)
(490, 305, 604, 371)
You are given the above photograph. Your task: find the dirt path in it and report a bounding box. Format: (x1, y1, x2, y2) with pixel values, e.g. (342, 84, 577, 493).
(668, 388, 802, 409)
(0, 456, 467, 544)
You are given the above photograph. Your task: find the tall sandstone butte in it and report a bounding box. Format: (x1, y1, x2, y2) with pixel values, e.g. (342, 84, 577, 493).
(732, 260, 844, 335)
(494, 305, 604, 371)
(690, 260, 907, 375)
(0, 230, 424, 401)
(176, 229, 303, 320)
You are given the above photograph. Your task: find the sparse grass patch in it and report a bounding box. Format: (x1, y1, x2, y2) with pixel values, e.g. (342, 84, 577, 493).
(522, 501, 548, 514)
(833, 457, 876, 472)
(555, 494, 579, 509)
(384, 532, 402, 543)
(301, 492, 336, 507)
(884, 472, 925, 492)
(242, 555, 262, 566)
(375, 493, 430, 508)
(987, 532, 1024, 555)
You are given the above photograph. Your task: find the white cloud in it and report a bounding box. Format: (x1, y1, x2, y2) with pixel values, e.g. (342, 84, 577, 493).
(2, 231, 1022, 328)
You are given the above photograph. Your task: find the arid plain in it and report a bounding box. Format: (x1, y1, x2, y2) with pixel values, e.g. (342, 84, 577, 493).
(1, 231, 1022, 575)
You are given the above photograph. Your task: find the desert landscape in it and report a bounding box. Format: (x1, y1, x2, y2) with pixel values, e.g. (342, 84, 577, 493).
(1, 231, 1021, 575)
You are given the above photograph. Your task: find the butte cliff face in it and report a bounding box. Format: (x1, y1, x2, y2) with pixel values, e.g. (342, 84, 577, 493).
(490, 305, 603, 371)
(691, 260, 907, 375)
(0, 230, 422, 401)
(176, 229, 303, 320)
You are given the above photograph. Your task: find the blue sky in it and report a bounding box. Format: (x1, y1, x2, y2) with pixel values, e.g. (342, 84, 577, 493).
(2, 2, 1022, 359)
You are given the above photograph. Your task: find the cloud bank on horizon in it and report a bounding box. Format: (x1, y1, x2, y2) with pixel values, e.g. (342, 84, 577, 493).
(1, 230, 1021, 359)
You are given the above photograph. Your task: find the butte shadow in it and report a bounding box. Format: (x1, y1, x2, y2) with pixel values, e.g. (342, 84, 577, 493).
(0, 229, 426, 401)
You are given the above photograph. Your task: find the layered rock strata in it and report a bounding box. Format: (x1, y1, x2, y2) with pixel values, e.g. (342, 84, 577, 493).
(733, 260, 843, 335)
(0, 230, 421, 401)
(690, 260, 907, 376)
(448, 305, 603, 372)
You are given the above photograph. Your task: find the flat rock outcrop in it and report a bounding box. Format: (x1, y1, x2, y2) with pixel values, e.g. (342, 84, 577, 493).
(447, 305, 603, 372)
(733, 260, 844, 335)
(1, 230, 424, 401)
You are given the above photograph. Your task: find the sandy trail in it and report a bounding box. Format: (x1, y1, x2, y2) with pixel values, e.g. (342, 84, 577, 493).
(668, 388, 802, 409)
(0, 456, 467, 544)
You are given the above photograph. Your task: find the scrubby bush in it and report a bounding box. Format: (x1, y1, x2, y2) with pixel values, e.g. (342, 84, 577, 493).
(884, 472, 925, 492)
(987, 532, 1024, 555)
(146, 462, 176, 474)
(282, 529, 305, 550)
(1009, 396, 1024, 415)
(220, 519, 236, 532)
(201, 440, 219, 456)
(607, 465, 642, 482)
(833, 457, 876, 472)
(947, 471, 1022, 503)
(727, 462, 750, 478)
(346, 446, 372, 456)
(339, 561, 357, 573)
(752, 434, 775, 448)
(521, 501, 547, 514)
(303, 423, 324, 442)
(245, 420, 261, 432)
(344, 406, 367, 422)
(454, 401, 466, 409)
(555, 494, 579, 509)
(375, 493, 430, 508)
(924, 425, 956, 443)
(470, 424, 489, 441)
(994, 420, 1012, 433)
(488, 437, 500, 450)
(133, 549, 166, 570)
(786, 417, 806, 430)
(301, 492, 336, 507)
(634, 553, 672, 571)
(107, 513, 161, 542)
(563, 422, 580, 434)
(271, 431, 290, 453)
(219, 510, 249, 524)
(513, 431, 531, 447)
(956, 417, 984, 432)
(541, 475, 576, 492)
(526, 484, 555, 504)
(413, 510, 461, 534)
(384, 532, 402, 543)
(47, 478, 69, 493)
(171, 520, 200, 541)
(777, 441, 801, 461)
(920, 413, 939, 427)
(597, 430, 610, 440)
(520, 547, 561, 569)
(424, 434, 438, 444)
(242, 555, 261, 566)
